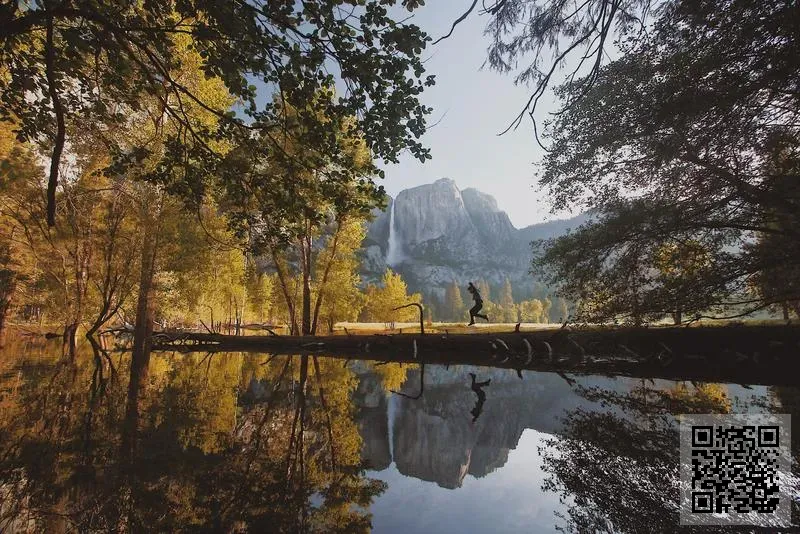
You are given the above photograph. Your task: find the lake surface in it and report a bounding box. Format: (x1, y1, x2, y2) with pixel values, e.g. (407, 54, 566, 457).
(0, 335, 797, 532)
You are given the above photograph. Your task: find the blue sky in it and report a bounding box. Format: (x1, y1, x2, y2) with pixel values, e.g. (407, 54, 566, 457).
(381, 4, 572, 228)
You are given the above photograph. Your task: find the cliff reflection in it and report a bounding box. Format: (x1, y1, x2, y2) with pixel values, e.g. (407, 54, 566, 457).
(0, 339, 384, 533)
(356, 366, 634, 490)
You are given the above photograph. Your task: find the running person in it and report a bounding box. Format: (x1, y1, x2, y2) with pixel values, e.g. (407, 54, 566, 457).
(467, 282, 489, 325)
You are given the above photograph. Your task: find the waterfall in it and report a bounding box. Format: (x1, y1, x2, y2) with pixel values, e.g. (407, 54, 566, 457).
(386, 200, 403, 266)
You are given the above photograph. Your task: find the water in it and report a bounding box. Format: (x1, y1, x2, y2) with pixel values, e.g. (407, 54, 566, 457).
(386, 200, 403, 267)
(0, 335, 797, 533)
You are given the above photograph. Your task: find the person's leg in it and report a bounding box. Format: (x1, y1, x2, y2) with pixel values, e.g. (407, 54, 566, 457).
(475, 303, 488, 321)
(468, 304, 479, 325)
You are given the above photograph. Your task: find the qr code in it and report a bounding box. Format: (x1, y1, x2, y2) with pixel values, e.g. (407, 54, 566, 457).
(691, 424, 780, 513)
(680, 414, 792, 527)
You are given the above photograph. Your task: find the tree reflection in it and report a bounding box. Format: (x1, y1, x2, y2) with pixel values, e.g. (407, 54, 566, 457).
(540, 382, 733, 534)
(0, 343, 384, 532)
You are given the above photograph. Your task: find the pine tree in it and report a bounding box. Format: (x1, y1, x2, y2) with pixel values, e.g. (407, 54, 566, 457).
(444, 281, 465, 321)
(499, 278, 516, 322)
(476, 280, 491, 303)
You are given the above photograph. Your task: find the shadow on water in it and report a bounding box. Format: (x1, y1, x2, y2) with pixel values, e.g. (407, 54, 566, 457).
(0, 333, 797, 533)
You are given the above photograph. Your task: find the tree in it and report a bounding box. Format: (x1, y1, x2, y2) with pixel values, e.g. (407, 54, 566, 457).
(443, 281, 465, 322)
(476, 279, 491, 302)
(473, 0, 653, 140)
(0, 126, 141, 349)
(314, 220, 367, 333)
(542, 296, 552, 324)
(0, 241, 19, 340)
(519, 298, 543, 323)
(360, 269, 421, 324)
(0, 0, 434, 227)
(652, 241, 710, 325)
(558, 298, 569, 324)
(245, 267, 275, 325)
(498, 277, 517, 322)
(748, 134, 800, 320)
(220, 96, 381, 335)
(531, 0, 800, 322)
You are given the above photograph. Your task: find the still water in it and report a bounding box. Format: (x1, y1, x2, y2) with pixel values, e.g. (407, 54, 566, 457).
(0, 336, 797, 533)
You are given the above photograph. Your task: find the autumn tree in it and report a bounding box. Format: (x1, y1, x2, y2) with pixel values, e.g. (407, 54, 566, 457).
(542, 296, 552, 324)
(476, 280, 491, 302)
(518, 298, 544, 323)
(245, 265, 275, 325)
(314, 220, 368, 333)
(652, 241, 711, 325)
(360, 269, 422, 325)
(0, 126, 142, 348)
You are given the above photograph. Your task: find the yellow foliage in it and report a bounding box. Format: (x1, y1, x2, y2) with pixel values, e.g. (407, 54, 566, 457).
(360, 269, 421, 323)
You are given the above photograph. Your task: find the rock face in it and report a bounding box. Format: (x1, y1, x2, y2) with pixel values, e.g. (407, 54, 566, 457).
(353, 366, 634, 489)
(361, 178, 588, 301)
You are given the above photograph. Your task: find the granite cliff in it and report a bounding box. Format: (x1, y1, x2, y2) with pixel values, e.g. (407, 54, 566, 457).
(361, 178, 588, 302)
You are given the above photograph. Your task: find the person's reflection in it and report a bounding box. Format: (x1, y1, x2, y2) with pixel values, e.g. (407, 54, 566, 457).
(468, 372, 491, 422)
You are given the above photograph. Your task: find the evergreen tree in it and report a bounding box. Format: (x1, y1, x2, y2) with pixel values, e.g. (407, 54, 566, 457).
(476, 280, 491, 303)
(499, 278, 517, 323)
(444, 281, 465, 322)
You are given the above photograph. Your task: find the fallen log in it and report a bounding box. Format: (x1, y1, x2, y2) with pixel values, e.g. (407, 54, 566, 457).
(149, 324, 800, 387)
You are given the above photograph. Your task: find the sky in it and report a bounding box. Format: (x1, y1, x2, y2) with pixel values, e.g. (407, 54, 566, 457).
(380, 3, 570, 228)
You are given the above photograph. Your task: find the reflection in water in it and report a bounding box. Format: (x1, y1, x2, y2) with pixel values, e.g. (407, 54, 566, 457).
(0, 337, 383, 532)
(468, 373, 491, 423)
(0, 335, 796, 533)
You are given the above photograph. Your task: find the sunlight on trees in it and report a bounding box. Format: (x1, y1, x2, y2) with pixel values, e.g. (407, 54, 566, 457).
(360, 269, 422, 324)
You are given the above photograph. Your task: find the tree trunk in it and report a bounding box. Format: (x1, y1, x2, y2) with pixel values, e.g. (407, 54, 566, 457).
(301, 235, 312, 336)
(63, 322, 78, 356)
(311, 221, 342, 335)
(782, 302, 790, 321)
(0, 273, 15, 343)
(270, 245, 299, 335)
(0, 304, 8, 345)
(122, 223, 158, 462)
(673, 309, 682, 325)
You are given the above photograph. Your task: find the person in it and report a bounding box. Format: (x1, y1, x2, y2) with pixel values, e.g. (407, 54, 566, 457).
(466, 282, 489, 326)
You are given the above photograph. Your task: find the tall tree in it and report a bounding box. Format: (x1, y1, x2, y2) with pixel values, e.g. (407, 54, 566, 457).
(221, 96, 380, 335)
(476, 279, 491, 303)
(444, 280, 465, 322)
(313, 219, 367, 333)
(532, 0, 800, 322)
(498, 277, 517, 322)
(519, 298, 543, 323)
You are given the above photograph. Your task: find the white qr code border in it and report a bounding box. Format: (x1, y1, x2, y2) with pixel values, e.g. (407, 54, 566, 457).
(679, 413, 793, 527)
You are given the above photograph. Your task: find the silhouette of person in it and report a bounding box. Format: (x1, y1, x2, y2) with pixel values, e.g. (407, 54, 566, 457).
(467, 282, 489, 326)
(468, 372, 490, 422)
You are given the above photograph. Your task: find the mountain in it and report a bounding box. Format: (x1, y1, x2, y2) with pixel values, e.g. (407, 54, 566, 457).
(360, 178, 588, 303)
